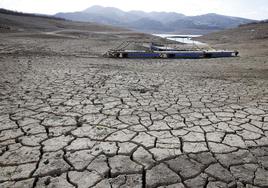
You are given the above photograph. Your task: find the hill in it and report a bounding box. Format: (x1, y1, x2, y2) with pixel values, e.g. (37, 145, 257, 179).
(199, 21, 268, 56)
(0, 8, 163, 57)
(55, 5, 254, 34)
(0, 8, 127, 32)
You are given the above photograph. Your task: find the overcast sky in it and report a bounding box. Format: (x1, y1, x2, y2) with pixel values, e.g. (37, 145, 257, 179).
(0, 0, 268, 20)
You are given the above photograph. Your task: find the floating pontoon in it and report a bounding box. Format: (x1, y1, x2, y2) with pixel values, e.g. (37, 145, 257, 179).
(104, 41, 239, 59)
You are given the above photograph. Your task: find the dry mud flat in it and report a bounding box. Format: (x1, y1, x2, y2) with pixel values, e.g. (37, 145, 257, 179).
(0, 31, 268, 188)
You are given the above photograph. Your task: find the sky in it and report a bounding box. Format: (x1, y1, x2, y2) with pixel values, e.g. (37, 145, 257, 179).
(0, 0, 268, 20)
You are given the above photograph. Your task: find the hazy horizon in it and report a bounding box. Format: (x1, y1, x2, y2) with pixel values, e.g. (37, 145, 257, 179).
(0, 0, 268, 20)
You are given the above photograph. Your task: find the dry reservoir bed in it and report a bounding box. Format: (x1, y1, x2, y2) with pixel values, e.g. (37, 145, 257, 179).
(0, 34, 268, 188)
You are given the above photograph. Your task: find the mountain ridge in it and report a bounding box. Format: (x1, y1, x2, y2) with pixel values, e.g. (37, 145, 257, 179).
(55, 5, 255, 34)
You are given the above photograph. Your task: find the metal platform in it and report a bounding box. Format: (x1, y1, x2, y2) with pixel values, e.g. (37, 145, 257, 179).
(104, 41, 239, 59)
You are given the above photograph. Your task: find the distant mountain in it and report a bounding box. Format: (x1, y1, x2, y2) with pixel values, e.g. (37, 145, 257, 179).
(55, 5, 254, 34)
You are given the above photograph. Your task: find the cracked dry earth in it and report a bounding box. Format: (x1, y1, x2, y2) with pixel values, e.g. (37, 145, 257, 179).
(0, 50, 268, 187)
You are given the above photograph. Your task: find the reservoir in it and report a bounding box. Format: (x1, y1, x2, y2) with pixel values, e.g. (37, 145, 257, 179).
(154, 34, 207, 45)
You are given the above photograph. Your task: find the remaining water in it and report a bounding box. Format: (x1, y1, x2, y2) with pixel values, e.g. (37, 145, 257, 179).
(154, 34, 206, 45)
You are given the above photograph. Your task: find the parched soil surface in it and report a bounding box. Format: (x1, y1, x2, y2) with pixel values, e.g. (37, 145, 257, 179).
(0, 23, 268, 188)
